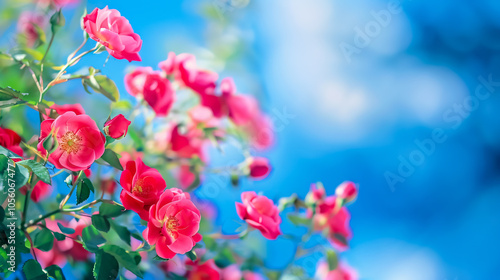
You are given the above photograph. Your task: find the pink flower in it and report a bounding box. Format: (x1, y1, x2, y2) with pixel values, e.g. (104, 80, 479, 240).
(19, 181, 52, 202)
(186, 259, 220, 280)
(178, 164, 196, 189)
(124, 67, 154, 97)
(159, 255, 187, 276)
(143, 188, 202, 259)
(248, 157, 271, 180)
(168, 125, 205, 160)
(33, 218, 91, 268)
(104, 114, 131, 139)
(243, 271, 265, 280)
(246, 114, 274, 150)
(101, 178, 117, 195)
(187, 105, 223, 139)
(83, 6, 142, 62)
(311, 196, 352, 250)
(305, 183, 326, 206)
(36, 0, 79, 8)
(220, 78, 260, 126)
(177, 55, 218, 95)
(49, 103, 85, 116)
(143, 72, 175, 116)
(335, 181, 358, 203)
(120, 158, 166, 220)
(119, 151, 143, 169)
(315, 261, 357, 280)
(17, 11, 45, 47)
(0, 127, 23, 156)
(236, 191, 282, 240)
(221, 264, 242, 280)
(37, 112, 105, 171)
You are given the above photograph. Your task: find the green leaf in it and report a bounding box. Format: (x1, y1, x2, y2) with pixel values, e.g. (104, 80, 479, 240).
(0, 145, 23, 158)
(22, 259, 48, 280)
(99, 203, 125, 218)
(82, 225, 106, 252)
(0, 86, 38, 105)
(46, 265, 66, 280)
(53, 232, 66, 241)
(326, 249, 338, 271)
(83, 75, 120, 102)
(110, 221, 131, 245)
(152, 255, 169, 261)
(0, 206, 5, 222)
(0, 155, 29, 189)
(57, 222, 75, 234)
(82, 177, 95, 193)
(34, 229, 54, 252)
(76, 179, 91, 204)
(92, 214, 110, 232)
(18, 159, 51, 184)
(287, 213, 311, 227)
(102, 245, 143, 278)
(94, 250, 119, 280)
(186, 250, 197, 262)
(100, 149, 123, 171)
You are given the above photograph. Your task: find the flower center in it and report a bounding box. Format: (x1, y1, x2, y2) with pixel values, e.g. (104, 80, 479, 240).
(59, 131, 82, 154)
(164, 215, 179, 238)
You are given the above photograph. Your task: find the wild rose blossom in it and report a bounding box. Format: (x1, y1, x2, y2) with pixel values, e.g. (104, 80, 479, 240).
(104, 114, 131, 139)
(248, 157, 272, 180)
(315, 261, 357, 280)
(186, 259, 220, 280)
(236, 191, 282, 240)
(125, 67, 155, 97)
(38, 112, 105, 171)
(83, 6, 142, 62)
(335, 181, 358, 203)
(143, 188, 202, 259)
(19, 181, 52, 202)
(17, 11, 45, 47)
(0, 127, 23, 156)
(120, 158, 166, 220)
(306, 185, 353, 250)
(142, 72, 175, 116)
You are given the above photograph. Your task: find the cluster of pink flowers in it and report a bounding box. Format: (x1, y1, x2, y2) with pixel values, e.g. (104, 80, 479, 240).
(120, 158, 202, 259)
(306, 181, 358, 250)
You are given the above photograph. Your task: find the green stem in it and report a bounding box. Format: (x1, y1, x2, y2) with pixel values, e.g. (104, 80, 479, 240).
(40, 31, 56, 64)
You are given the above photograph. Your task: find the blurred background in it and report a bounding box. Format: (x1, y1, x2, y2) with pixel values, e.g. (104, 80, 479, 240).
(3, 0, 500, 279)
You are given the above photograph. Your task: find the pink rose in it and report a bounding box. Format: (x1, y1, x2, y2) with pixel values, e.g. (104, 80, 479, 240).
(37, 112, 105, 171)
(119, 151, 143, 169)
(315, 261, 357, 280)
(236, 191, 282, 240)
(243, 271, 265, 280)
(312, 196, 352, 250)
(36, 0, 79, 8)
(248, 157, 271, 180)
(104, 114, 131, 139)
(220, 78, 260, 126)
(169, 125, 205, 160)
(100, 178, 117, 195)
(178, 164, 196, 189)
(177, 55, 218, 95)
(305, 183, 326, 206)
(120, 158, 166, 220)
(186, 259, 220, 280)
(0, 127, 23, 156)
(143, 72, 175, 116)
(335, 181, 358, 203)
(143, 188, 202, 259)
(17, 11, 45, 47)
(124, 67, 154, 97)
(83, 6, 142, 62)
(221, 264, 242, 280)
(20, 181, 52, 202)
(246, 114, 274, 150)
(49, 103, 85, 116)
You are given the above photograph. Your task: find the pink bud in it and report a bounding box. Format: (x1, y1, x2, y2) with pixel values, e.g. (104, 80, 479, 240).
(104, 114, 131, 139)
(335, 181, 358, 203)
(248, 157, 271, 180)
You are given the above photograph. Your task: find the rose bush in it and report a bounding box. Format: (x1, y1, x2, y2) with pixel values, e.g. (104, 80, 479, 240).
(0, 3, 360, 280)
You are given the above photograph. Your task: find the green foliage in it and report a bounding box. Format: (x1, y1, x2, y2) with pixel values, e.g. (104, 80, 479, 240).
(94, 250, 119, 280)
(34, 228, 54, 252)
(57, 222, 75, 234)
(101, 244, 143, 278)
(92, 214, 111, 232)
(99, 203, 126, 218)
(22, 259, 48, 280)
(46, 265, 66, 280)
(99, 149, 123, 171)
(18, 159, 51, 184)
(82, 225, 106, 252)
(83, 75, 120, 102)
